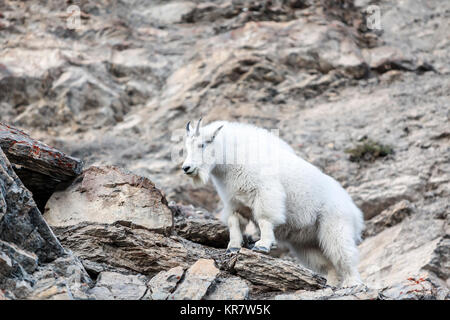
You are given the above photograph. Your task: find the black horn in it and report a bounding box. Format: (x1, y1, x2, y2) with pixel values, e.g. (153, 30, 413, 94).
(186, 121, 191, 134)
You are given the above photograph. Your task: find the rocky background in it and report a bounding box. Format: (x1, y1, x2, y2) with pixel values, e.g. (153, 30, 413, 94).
(0, 0, 449, 300)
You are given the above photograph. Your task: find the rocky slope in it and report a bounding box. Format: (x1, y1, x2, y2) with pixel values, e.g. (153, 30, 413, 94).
(0, 0, 449, 299)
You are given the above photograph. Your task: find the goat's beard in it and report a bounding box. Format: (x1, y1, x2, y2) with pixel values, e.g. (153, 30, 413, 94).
(191, 167, 210, 186)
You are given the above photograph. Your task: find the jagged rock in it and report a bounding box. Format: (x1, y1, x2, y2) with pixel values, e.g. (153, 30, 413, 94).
(363, 200, 414, 238)
(146, 2, 196, 25)
(205, 276, 250, 300)
(0, 289, 9, 300)
(0, 141, 92, 300)
(275, 278, 449, 300)
(23, 254, 92, 300)
(53, 222, 221, 276)
(167, 184, 221, 215)
(380, 277, 449, 300)
(0, 252, 92, 300)
(145, 266, 185, 300)
(0, 240, 38, 274)
(174, 217, 229, 248)
(222, 248, 326, 291)
(423, 236, 450, 283)
(0, 48, 65, 110)
(0, 122, 82, 180)
(88, 272, 148, 300)
(44, 166, 173, 233)
(376, 0, 450, 74)
(275, 285, 380, 300)
(0, 146, 65, 262)
(0, 251, 14, 277)
(358, 212, 447, 289)
(54, 221, 327, 297)
(169, 201, 217, 220)
(168, 259, 219, 300)
(362, 46, 408, 71)
(348, 175, 424, 220)
(181, 0, 299, 26)
(0, 50, 132, 129)
(0, 122, 83, 210)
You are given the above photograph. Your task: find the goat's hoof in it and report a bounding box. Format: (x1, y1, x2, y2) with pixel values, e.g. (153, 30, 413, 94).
(226, 247, 240, 254)
(252, 246, 270, 254)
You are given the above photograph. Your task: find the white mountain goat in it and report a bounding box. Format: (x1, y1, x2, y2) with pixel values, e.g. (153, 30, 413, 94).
(182, 119, 364, 287)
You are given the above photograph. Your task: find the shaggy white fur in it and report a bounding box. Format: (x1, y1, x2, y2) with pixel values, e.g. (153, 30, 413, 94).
(182, 119, 364, 287)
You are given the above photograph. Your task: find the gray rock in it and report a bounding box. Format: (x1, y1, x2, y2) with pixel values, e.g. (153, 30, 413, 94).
(24, 254, 92, 300)
(422, 237, 450, 282)
(145, 2, 196, 25)
(380, 278, 449, 300)
(169, 259, 220, 300)
(1, 253, 92, 300)
(0, 240, 38, 274)
(275, 285, 379, 300)
(0, 251, 13, 276)
(44, 166, 173, 233)
(0, 124, 83, 208)
(224, 248, 326, 291)
(363, 200, 415, 238)
(88, 272, 148, 300)
(348, 175, 424, 220)
(359, 213, 446, 289)
(174, 217, 229, 248)
(0, 146, 65, 262)
(205, 276, 250, 300)
(275, 278, 449, 300)
(145, 266, 185, 300)
(53, 222, 222, 276)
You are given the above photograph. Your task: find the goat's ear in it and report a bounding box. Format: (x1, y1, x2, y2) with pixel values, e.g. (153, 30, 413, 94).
(210, 125, 224, 142)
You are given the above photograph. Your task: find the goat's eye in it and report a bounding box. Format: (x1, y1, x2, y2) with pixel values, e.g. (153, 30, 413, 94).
(198, 143, 205, 149)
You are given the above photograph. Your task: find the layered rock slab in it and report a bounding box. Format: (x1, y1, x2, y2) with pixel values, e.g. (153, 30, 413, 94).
(0, 122, 83, 210)
(54, 222, 327, 294)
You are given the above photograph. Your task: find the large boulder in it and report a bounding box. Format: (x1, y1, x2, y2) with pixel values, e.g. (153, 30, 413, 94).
(44, 166, 173, 233)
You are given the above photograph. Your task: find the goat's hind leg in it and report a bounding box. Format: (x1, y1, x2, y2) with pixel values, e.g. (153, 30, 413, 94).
(252, 219, 276, 253)
(318, 218, 362, 287)
(291, 245, 331, 275)
(290, 243, 340, 286)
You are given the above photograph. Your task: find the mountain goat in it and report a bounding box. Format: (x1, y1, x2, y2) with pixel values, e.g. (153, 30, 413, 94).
(181, 119, 364, 287)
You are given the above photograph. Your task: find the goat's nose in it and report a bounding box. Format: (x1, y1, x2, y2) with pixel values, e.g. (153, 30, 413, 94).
(183, 166, 191, 173)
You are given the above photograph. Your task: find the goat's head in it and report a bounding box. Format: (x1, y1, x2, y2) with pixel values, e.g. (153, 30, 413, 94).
(182, 118, 224, 184)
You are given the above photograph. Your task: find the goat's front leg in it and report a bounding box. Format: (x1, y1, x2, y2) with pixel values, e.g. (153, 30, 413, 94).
(252, 187, 286, 253)
(226, 213, 243, 253)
